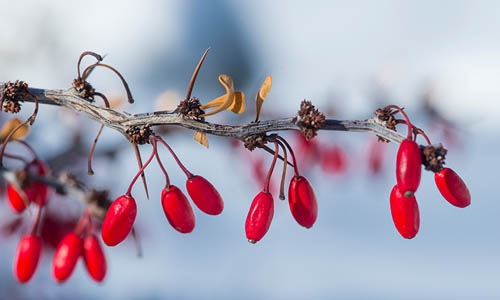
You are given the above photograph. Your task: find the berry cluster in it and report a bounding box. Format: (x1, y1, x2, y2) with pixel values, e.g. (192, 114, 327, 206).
(101, 135, 223, 246)
(4, 141, 110, 283)
(386, 105, 471, 239)
(244, 134, 318, 243)
(51, 213, 107, 283)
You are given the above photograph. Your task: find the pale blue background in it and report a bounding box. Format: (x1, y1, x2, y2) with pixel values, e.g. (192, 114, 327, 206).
(0, 1, 498, 299)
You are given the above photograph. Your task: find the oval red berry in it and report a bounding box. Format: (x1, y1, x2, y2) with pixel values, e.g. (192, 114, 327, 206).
(25, 160, 49, 206)
(435, 168, 471, 208)
(83, 234, 107, 282)
(396, 139, 422, 196)
(288, 176, 318, 228)
(52, 232, 82, 283)
(101, 195, 137, 246)
(186, 175, 224, 215)
(7, 184, 29, 213)
(390, 185, 420, 239)
(13, 235, 43, 283)
(245, 191, 274, 243)
(320, 145, 347, 174)
(161, 186, 196, 233)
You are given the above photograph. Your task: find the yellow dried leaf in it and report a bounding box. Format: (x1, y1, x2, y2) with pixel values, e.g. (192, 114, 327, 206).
(255, 75, 272, 122)
(0, 118, 29, 142)
(201, 74, 245, 116)
(200, 94, 226, 109)
(193, 131, 209, 148)
(228, 91, 245, 114)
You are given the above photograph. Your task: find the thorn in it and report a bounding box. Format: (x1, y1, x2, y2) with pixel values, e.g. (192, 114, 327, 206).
(185, 48, 210, 101)
(131, 227, 143, 258)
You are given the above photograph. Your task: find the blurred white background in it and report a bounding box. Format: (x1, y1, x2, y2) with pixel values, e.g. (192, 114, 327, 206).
(0, 1, 499, 299)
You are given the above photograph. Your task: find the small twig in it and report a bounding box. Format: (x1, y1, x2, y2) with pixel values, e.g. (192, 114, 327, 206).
(0, 167, 108, 221)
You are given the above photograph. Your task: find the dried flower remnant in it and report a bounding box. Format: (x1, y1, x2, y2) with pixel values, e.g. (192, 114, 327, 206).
(295, 100, 325, 140)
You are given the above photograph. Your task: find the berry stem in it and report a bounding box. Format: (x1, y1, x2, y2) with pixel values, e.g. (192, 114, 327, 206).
(384, 105, 415, 140)
(28, 205, 43, 236)
(275, 135, 300, 177)
(1, 139, 40, 164)
(85, 209, 94, 236)
(87, 124, 105, 175)
(77, 51, 103, 79)
(155, 136, 194, 179)
(263, 141, 280, 194)
(415, 128, 432, 145)
(125, 137, 158, 196)
(0, 118, 32, 167)
(86, 90, 110, 175)
(268, 136, 288, 200)
(82, 63, 134, 103)
(152, 138, 171, 188)
(74, 208, 93, 237)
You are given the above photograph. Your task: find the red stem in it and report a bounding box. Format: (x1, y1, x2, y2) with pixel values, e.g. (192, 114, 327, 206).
(82, 63, 134, 103)
(152, 138, 171, 189)
(77, 51, 103, 79)
(125, 137, 158, 196)
(275, 135, 300, 177)
(263, 141, 280, 193)
(155, 136, 193, 179)
(385, 105, 415, 140)
(415, 128, 432, 145)
(28, 205, 43, 236)
(0, 117, 32, 167)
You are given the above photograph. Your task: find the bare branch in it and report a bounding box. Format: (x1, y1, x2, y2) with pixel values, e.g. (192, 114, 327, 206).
(2, 84, 405, 144)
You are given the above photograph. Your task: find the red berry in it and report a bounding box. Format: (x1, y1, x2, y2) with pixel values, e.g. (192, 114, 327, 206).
(161, 186, 195, 233)
(368, 138, 385, 174)
(101, 195, 137, 246)
(395, 139, 422, 196)
(83, 234, 107, 282)
(390, 185, 420, 239)
(13, 235, 42, 283)
(288, 176, 318, 228)
(292, 131, 320, 173)
(24, 160, 49, 206)
(7, 184, 28, 213)
(435, 168, 471, 208)
(6, 160, 50, 213)
(320, 145, 347, 174)
(52, 232, 82, 282)
(186, 175, 224, 215)
(245, 191, 274, 243)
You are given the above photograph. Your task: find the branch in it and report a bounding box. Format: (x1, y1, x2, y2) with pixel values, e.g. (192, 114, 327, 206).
(2, 84, 405, 144)
(0, 166, 109, 220)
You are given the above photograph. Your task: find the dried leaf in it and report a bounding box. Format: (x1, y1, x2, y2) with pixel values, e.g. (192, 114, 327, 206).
(0, 118, 29, 142)
(201, 74, 246, 116)
(255, 75, 272, 122)
(193, 131, 209, 148)
(228, 91, 245, 114)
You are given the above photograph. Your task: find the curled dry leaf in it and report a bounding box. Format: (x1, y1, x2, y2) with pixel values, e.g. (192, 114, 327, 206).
(200, 74, 245, 116)
(195, 74, 245, 147)
(255, 75, 272, 122)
